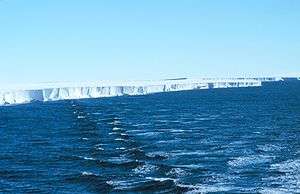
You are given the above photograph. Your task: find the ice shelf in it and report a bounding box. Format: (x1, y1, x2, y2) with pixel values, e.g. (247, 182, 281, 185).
(0, 78, 283, 105)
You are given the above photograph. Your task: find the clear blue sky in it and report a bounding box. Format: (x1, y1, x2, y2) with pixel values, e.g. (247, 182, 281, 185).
(0, 0, 299, 84)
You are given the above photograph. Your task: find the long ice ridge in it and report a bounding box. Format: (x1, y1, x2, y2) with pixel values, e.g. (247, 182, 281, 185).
(0, 78, 281, 105)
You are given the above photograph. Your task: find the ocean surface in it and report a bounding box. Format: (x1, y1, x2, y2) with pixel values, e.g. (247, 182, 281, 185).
(0, 81, 299, 193)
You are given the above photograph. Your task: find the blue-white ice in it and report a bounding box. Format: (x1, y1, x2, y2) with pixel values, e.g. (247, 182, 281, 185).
(0, 77, 282, 105)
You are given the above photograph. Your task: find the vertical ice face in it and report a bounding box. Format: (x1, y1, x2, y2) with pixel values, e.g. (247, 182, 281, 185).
(0, 77, 283, 105)
(0, 90, 31, 105)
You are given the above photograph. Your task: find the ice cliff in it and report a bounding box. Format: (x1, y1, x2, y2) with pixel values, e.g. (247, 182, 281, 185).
(0, 78, 282, 105)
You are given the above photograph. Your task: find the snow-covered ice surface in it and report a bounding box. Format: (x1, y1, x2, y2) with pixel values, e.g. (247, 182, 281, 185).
(0, 78, 282, 105)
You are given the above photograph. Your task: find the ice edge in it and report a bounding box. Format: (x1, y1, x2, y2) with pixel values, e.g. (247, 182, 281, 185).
(0, 77, 283, 105)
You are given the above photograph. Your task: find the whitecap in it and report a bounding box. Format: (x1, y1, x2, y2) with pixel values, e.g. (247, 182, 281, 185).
(266, 159, 300, 191)
(272, 159, 300, 173)
(184, 185, 233, 194)
(82, 156, 96, 161)
(145, 177, 175, 182)
(146, 151, 169, 159)
(259, 188, 293, 194)
(109, 120, 121, 125)
(170, 129, 185, 133)
(133, 164, 157, 174)
(166, 168, 191, 177)
(81, 171, 94, 176)
(115, 138, 125, 141)
(116, 147, 126, 150)
(228, 155, 272, 168)
(112, 127, 122, 131)
(175, 183, 233, 194)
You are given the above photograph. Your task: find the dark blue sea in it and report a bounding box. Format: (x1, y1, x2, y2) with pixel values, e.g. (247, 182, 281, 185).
(0, 81, 299, 193)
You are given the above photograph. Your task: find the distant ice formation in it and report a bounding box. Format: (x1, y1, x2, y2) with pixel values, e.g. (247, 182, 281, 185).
(0, 78, 284, 105)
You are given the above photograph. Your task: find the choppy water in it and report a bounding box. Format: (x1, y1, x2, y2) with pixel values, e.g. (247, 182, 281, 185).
(0, 81, 300, 193)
